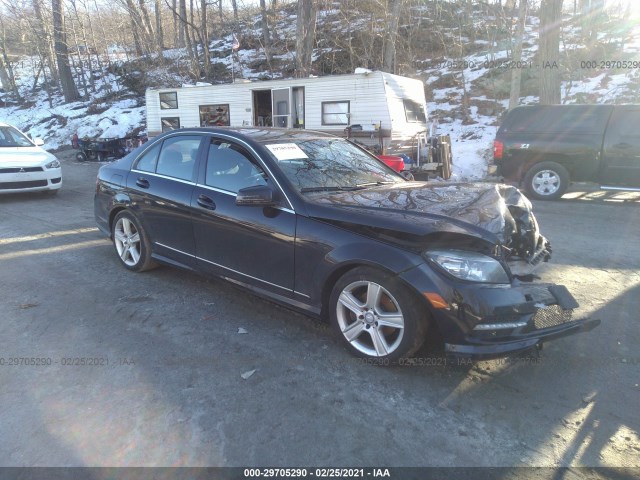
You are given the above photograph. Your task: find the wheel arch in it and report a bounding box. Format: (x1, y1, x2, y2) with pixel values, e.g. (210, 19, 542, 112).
(320, 261, 393, 321)
(108, 206, 127, 236)
(319, 260, 437, 330)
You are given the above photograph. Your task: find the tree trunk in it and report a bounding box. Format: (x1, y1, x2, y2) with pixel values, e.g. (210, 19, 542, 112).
(155, 0, 164, 51)
(52, 0, 80, 102)
(295, 0, 317, 78)
(383, 0, 402, 73)
(0, 16, 20, 100)
(200, 0, 210, 79)
(33, 0, 59, 84)
(138, 0, 155, 42)
(172, 0, 178, 47)
(509, 0, 528, 109)
(580, 0, 604, 51)
(259, 0, 272, 65)
(231, 0, 238, 22)
(0, 54, 19, 100)
(539, 0, 563, 104)
(178, 0, 187, 47)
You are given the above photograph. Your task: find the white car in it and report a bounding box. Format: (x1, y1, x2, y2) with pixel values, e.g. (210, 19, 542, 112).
(0, 122, 62, 194)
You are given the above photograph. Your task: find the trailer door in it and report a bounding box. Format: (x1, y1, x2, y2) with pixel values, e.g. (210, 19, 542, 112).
(272, 88, 291, 128)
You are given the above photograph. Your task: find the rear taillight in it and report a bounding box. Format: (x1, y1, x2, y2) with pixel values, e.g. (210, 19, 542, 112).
(493, 140, 504, 160)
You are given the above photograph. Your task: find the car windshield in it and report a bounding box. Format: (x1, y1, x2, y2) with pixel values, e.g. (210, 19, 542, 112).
(0, 126, 34, 147)
(263, 138, 404, 193)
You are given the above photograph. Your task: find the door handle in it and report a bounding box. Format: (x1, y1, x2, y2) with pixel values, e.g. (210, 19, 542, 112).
(136, 177, 150, 188)
(614, 142, 632, 149)
(197, 194, 216, 210)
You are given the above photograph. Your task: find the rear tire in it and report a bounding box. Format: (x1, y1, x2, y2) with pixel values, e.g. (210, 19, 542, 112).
(76, 152, 88, 162)
(523, 161, 569, 200)
(329, 267, 428, 362)
(111, 211, 157, 272)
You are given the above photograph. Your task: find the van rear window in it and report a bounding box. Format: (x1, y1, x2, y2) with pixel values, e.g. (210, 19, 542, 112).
(499, 106, 611, 135)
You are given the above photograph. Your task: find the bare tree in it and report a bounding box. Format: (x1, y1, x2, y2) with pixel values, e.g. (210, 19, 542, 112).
(164, 0, 210, 79)
(0, 16, 20, 100)
(52, 0, 80, 102)
(178, 0, 187, 47)
(32, 0, 59, 83)
(200, 0, 210, 77)
(580, 0, 605, 49)
(259, 0, 272, 65)
(539, 0, 563, 104)
(154, 0, 164, 50)
(295, 0, 317, 77)
(382, 0, 402, 73)
(231, 0, 238, 22)
(509, 0, 528, 109)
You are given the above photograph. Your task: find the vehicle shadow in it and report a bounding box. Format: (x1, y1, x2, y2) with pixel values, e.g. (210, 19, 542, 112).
(406, 282, 640, 470)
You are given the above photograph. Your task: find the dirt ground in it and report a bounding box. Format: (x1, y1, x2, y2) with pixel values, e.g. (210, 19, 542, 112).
(0, 148, 639, 472)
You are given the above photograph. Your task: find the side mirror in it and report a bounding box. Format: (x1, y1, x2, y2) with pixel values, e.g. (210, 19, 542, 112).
(33, 138, 45, 146)
(236, 184, 275, 206)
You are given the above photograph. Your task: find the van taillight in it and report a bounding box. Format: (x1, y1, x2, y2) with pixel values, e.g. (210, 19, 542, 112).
(493, 140, 504, 160)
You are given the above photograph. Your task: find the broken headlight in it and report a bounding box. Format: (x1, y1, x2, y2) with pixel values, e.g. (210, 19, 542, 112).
(424, 249, 510, 284)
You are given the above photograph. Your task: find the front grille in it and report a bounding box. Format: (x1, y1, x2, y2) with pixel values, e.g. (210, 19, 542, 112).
(0, 180, 48, 189)
(0, 167, 44, 173)
(532, 305, 573, 329)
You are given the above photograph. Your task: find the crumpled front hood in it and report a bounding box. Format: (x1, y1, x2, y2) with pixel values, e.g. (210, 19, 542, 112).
(0, 147, 57, 167)
(307, 181, 549, 263)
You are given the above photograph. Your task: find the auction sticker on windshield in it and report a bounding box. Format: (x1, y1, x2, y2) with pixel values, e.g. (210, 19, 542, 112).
(266, 143, 308, 160)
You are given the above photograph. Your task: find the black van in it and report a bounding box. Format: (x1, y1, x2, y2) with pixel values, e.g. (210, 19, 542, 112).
(493, 105, 640, 199)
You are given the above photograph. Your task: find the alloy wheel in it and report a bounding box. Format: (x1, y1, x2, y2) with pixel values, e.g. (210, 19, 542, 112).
(335, 280, 405, 357)
(113, 217, 141, 267)
(532, 169, 560, 196)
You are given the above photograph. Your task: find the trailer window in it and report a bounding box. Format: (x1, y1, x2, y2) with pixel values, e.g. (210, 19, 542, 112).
(159, 92, 178, 109)
(161, 117, 180, 132)
(200, 104, 230, 127)
(403, 99, 426, 123)
(322, 101, 350, 126)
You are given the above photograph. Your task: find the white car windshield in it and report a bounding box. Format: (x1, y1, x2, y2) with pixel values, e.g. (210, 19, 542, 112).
(264, 138, 404, 193)
(0, 126, 34, 148)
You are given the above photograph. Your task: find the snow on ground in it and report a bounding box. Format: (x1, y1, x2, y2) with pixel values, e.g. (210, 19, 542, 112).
(434, 109, 498, 181)
(0, 98, 145, 150)
(0, 5, 638, 179)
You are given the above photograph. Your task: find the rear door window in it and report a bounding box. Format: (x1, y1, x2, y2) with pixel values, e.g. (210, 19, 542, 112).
(155, 135, 202, 181)
(135, 143, 161, 172)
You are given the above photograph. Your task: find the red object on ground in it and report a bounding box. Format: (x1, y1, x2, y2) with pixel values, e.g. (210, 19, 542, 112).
(71, 133, 79, 149)
(377, 155, 405, 172)
(493, 140, 504, 160)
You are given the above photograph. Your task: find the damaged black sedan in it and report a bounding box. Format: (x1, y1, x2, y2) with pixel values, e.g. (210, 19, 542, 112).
(94, 128, 600, 361)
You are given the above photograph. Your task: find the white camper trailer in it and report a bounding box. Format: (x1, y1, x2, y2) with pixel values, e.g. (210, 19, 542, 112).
(145, 71, 429, 157)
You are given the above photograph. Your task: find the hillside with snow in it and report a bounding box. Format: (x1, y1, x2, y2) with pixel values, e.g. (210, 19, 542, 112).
(1, 3, 639, 181)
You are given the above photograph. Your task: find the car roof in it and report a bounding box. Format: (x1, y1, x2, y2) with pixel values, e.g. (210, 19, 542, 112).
(165, 126, 338, 144)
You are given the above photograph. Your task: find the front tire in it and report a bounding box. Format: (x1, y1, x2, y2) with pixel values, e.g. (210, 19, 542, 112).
(523, 161, 569, 200)
(111, 211, 157, 272)
(329, 267, 428, 362)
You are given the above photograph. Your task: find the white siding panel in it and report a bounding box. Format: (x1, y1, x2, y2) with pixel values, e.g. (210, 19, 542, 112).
(146, 73, 427, 154)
